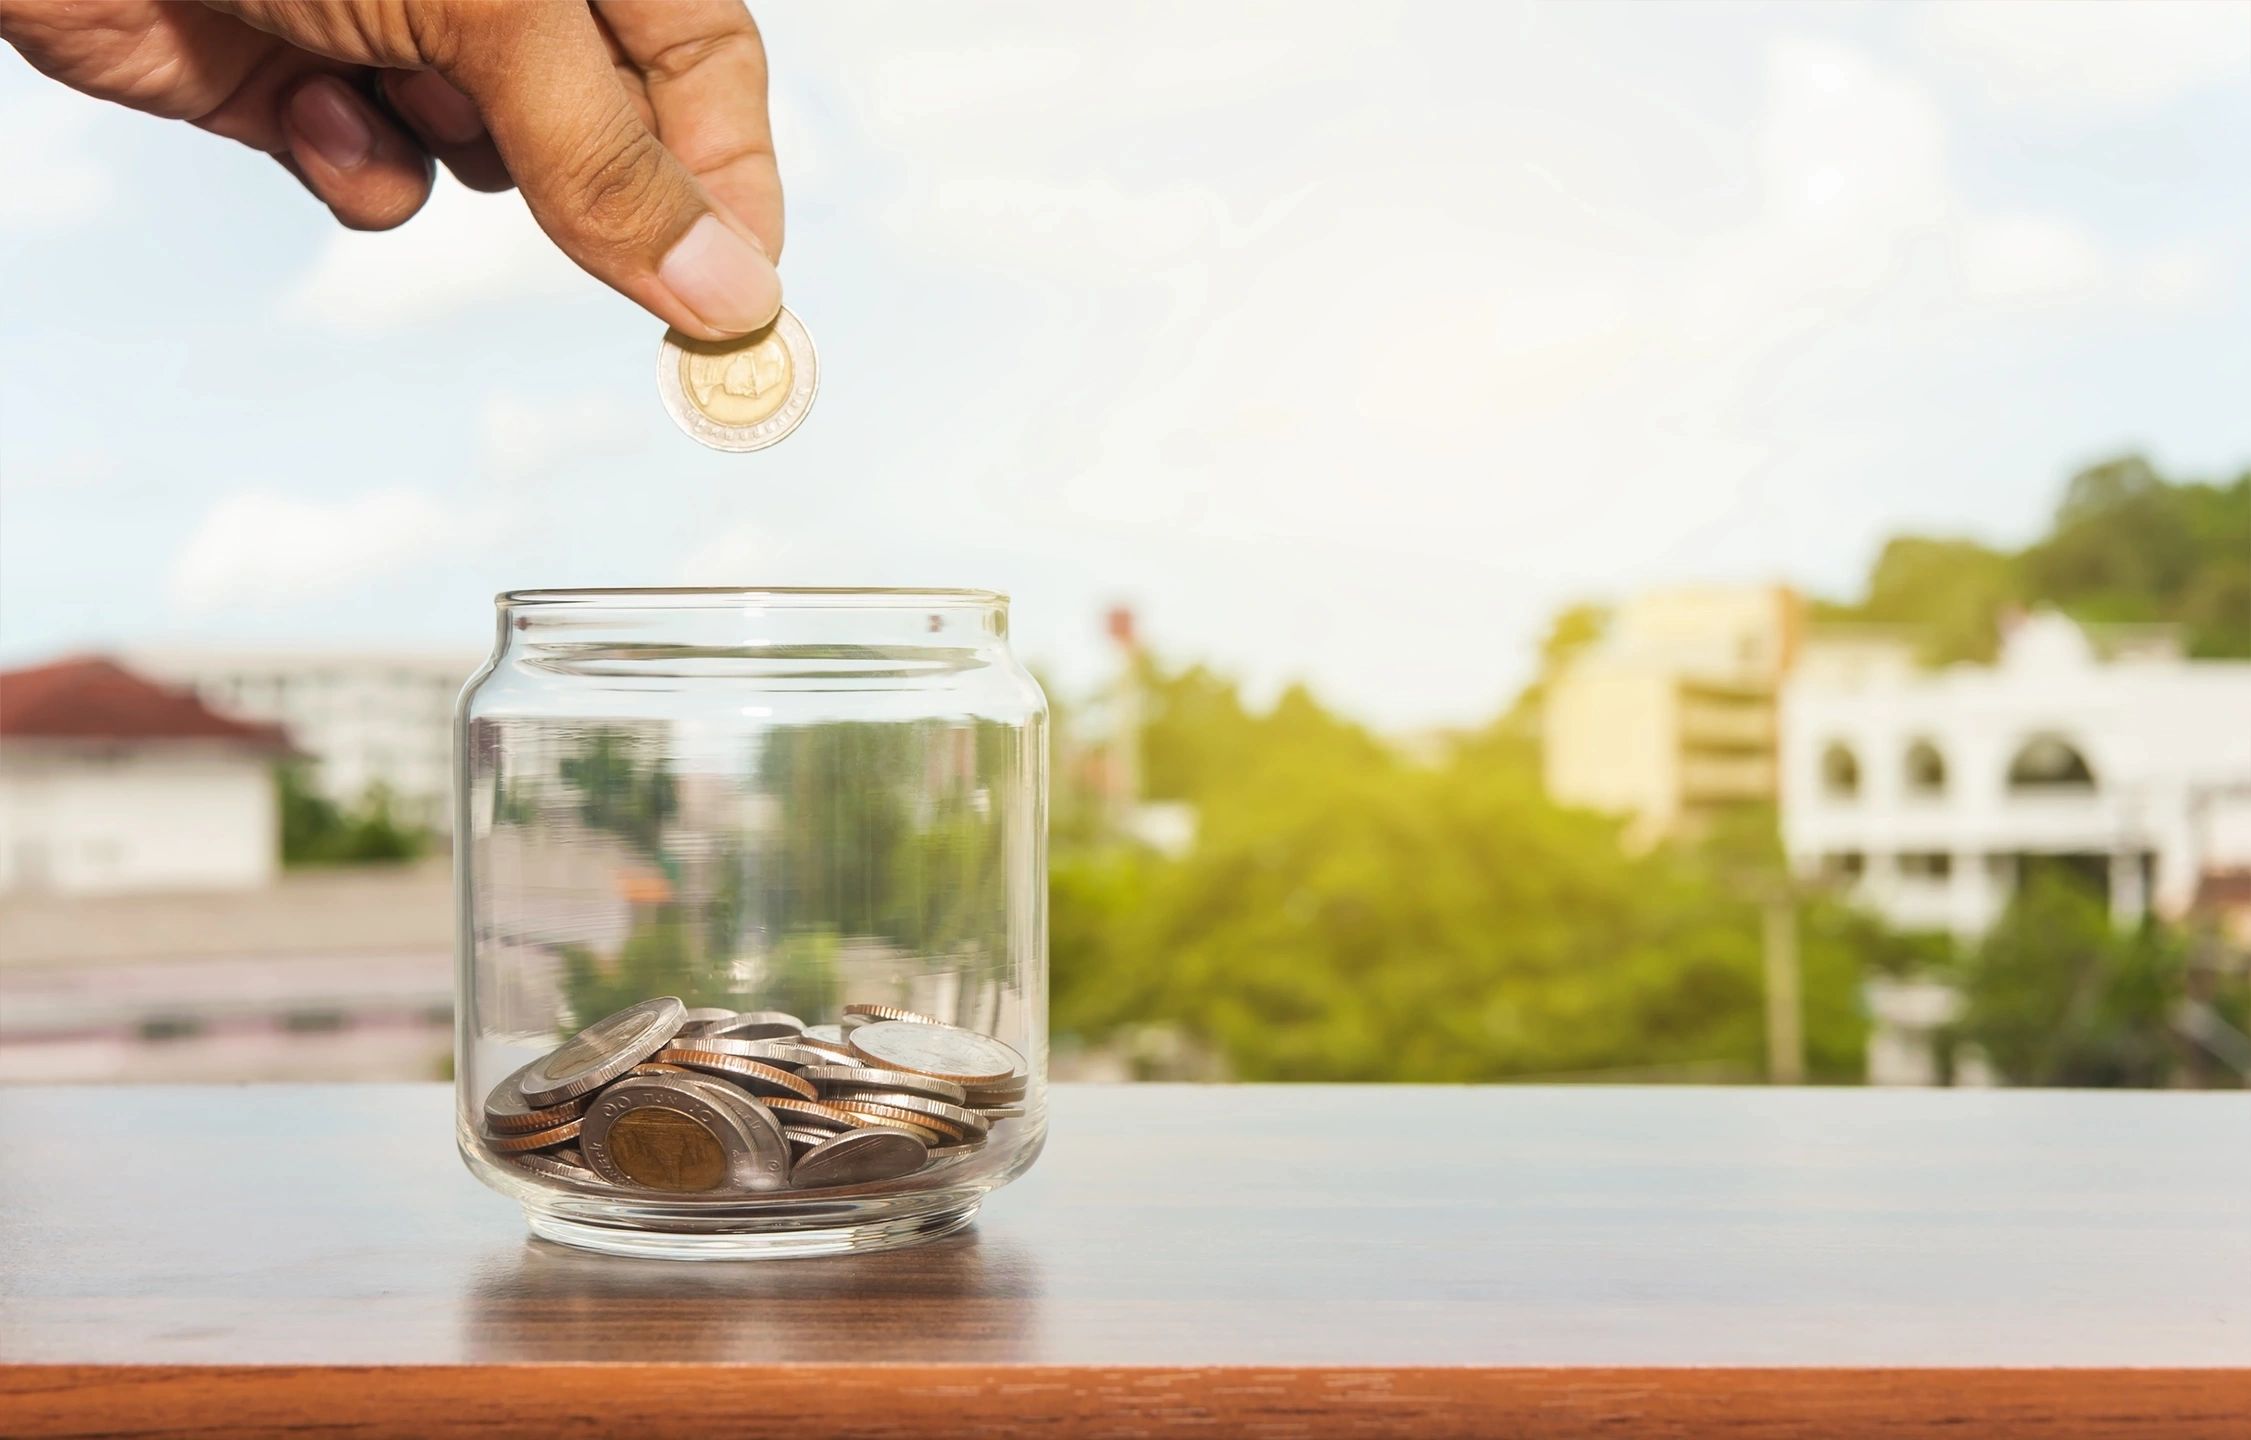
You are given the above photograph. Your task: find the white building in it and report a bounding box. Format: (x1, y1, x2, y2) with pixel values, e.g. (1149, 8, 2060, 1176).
(1781, 613, 2251, 940)
(127, 647, 480, 833)
(0, 657, 291, 895)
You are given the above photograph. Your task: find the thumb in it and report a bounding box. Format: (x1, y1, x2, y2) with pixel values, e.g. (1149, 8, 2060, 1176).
(448, 7, 780, 339)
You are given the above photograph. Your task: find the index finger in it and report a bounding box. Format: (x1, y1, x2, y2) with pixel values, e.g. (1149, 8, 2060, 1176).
(595, 0, 784, 262)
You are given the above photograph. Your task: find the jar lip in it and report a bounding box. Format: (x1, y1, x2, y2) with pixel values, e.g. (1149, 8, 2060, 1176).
(498, 586, 1008, 610)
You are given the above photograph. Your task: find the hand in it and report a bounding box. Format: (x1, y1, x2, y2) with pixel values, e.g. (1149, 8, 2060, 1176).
(0, 0, 783, 339)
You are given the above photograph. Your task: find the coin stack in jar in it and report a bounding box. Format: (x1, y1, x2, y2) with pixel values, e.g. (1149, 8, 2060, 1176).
(480, 997, 1028, 1195)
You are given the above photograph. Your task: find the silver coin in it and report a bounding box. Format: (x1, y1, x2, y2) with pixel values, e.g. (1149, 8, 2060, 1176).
(963, 1072, 1030, 1106)
(928, 1133, 989, 1158)
(580, 1073, 786, 1194)
(802, 1024, 848, 1046)
(676, 1007, 739, 1034)
(508, 1149, 621, 1186)
(791, 1128, 929, 1189)
(698, 1010, 806, 1042)
(667, 1035, 829, 1070)
(975, 1103, 1027, 1120)
(832, 1089, 990, 1137)
(657, 308, 818, 453)
(841, 1002, 949, 1027)
(781, 1126, 831, 1150)
(517, 997, 687, 1107)
(847, 1020, 1025, 1085)
(483, 1060, 588, 1133)
(804, 1065, 967, 1106)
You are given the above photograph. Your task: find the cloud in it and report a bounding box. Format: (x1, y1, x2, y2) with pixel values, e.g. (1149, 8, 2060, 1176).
(481, 390, 649, 482)
(170, 488, 482, 611)
(1959, 213, 2107, 304)
(278, 177, 580, 331)
(0, 88, 116, 231)
(1917, 0, 2251, 114)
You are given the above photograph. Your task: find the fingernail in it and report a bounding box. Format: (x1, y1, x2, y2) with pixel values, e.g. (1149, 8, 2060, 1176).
(287, 77, 373, 171)
(659, 214, 782, 336)
(393, 70, 484, 146)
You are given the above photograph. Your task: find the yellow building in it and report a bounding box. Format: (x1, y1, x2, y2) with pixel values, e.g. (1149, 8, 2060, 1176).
(1541, 585, 1802, 847)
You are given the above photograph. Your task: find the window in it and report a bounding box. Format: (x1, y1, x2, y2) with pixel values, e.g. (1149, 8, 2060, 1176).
(1899, 851, 1952, 882)
(2007, 735, 2096, 792)
(1821, 851, 1866, 883)
(1904, 740, 1946, 796)
(1820, 742, 1861, 799)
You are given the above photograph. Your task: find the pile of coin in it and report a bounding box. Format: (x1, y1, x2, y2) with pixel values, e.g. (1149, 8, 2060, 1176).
(479, 997, 1029, 1196)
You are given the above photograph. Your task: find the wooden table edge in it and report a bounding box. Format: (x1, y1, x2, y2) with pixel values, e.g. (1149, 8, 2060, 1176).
(5, 1364, 2246, 1439)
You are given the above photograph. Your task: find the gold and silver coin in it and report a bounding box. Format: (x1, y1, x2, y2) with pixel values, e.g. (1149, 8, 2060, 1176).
(657, 308, 818, 452)
(515, 996, 686, 1107)
(580, 1073, 787, 1193)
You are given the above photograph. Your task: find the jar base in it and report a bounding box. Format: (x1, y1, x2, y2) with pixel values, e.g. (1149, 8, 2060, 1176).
(524, 1197, 981, 1260)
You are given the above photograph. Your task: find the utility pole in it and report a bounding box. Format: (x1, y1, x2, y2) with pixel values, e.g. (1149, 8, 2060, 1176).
(1762, 897, 1804, 1084)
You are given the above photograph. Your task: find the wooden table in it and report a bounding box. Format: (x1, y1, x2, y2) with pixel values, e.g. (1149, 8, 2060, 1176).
(2, 1084, 2245, 1437)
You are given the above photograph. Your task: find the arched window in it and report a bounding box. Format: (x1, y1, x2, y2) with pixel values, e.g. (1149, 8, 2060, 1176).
(1904, 739, 1947, 797)
(2007, 735, 2096, 792)
(1820, 742, 1861, 799)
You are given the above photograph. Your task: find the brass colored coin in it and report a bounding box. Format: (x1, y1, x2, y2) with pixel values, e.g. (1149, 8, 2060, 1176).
(483, 1061, 587, 1134)
(763, 1097, 864, 1132)
(847, 1020, 1025, 1086)
(827, 1098, 970, 1142)
(655, 1048, 819, 1101)
(604, 1107, 731, 1192)
(657, 309, 818, 452)
(804, 1065, 967, 1106)
(517, 997, 687, 1107)
(484, 1117, 582, 1153)
(841, 1002, 949, 1027)
(625, 1062, 691, 1079)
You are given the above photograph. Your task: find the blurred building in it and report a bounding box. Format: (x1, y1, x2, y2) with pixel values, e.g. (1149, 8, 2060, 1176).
(0, 859, 453, 1081)
(0, 657, 291, 895)
(1781, 612, 2251, 940)
(126, 647, 479, 833)
(1542, 584, 1803, 847)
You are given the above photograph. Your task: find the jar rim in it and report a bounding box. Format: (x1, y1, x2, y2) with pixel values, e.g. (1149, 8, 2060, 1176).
(498, 586, 1007, 610)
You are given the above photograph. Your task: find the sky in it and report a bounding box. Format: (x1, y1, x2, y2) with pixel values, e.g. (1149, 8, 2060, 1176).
(2, 0, 2247, 729)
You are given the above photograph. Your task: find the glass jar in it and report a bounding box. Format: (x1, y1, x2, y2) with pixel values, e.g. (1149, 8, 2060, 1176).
(453, 588, 1048, 1258)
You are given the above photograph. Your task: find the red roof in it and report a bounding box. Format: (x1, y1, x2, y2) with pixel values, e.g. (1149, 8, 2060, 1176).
(0, 657, 293, 750)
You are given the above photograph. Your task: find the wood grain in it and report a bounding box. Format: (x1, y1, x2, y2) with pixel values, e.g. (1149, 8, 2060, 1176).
(0, 1084, 2245, 1438)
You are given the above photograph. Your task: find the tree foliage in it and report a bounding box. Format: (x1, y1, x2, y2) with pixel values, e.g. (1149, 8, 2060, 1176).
(278, 765, 425, 865)
(1953, 875, 2186, 1087)
(1825, 454, 2251, 661)
(1054, 673, 1868, 1082)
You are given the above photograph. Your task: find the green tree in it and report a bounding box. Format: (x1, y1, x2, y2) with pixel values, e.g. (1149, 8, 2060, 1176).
(278, 765, 425, 865)
(1055, 680, 1867, 1082)
(559, 729, 677, 856)
(1955, 875, 2184, 1087)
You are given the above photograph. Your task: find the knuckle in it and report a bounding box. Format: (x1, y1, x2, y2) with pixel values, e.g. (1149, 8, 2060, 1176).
(559, 111, 677, 255)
